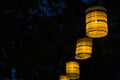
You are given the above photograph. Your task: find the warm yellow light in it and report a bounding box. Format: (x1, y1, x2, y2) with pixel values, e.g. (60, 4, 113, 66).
(75, 37, 92, 60)
(66, 61, 80, 79)
(60, 75, 69, 80)
(85, 6, 108, 38)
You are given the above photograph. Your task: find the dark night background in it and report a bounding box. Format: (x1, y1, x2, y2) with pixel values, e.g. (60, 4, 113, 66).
(0, 0, 120, 80)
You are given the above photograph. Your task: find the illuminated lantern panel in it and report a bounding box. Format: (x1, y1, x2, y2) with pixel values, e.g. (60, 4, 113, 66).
(59, 75, 69, 80)
(66, 61, 80, 79)
(75, 37, 92, 60)
(85, 6, 108, 38)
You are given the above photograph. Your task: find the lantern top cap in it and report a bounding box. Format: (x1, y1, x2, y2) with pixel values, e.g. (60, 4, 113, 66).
(77, 37, 92, 42)
(66, 61, 79, 66)
(66, 61, 78, 64)
(85, 6, 106, 13)
(60, 75, 69, 80)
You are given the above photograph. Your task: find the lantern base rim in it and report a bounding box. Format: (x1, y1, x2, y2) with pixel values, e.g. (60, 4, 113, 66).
(75, 53, 91, 60)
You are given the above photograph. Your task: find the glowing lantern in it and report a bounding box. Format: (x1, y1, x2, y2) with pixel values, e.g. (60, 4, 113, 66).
(60, 75, 69, 80)
(66, 61, 80, 79)
(75, 37, 92, 60)
(85, 6, 108, 38)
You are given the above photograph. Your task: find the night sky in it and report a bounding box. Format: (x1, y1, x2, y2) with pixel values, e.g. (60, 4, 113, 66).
(0, 0, 120, 80)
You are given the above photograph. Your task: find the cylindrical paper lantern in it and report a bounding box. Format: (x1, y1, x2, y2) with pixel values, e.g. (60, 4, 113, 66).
(75, 37, 92, 60)
(66, 61, 80, 79)
(85, 6, 108, 38)
(60, 75, 69, 80)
